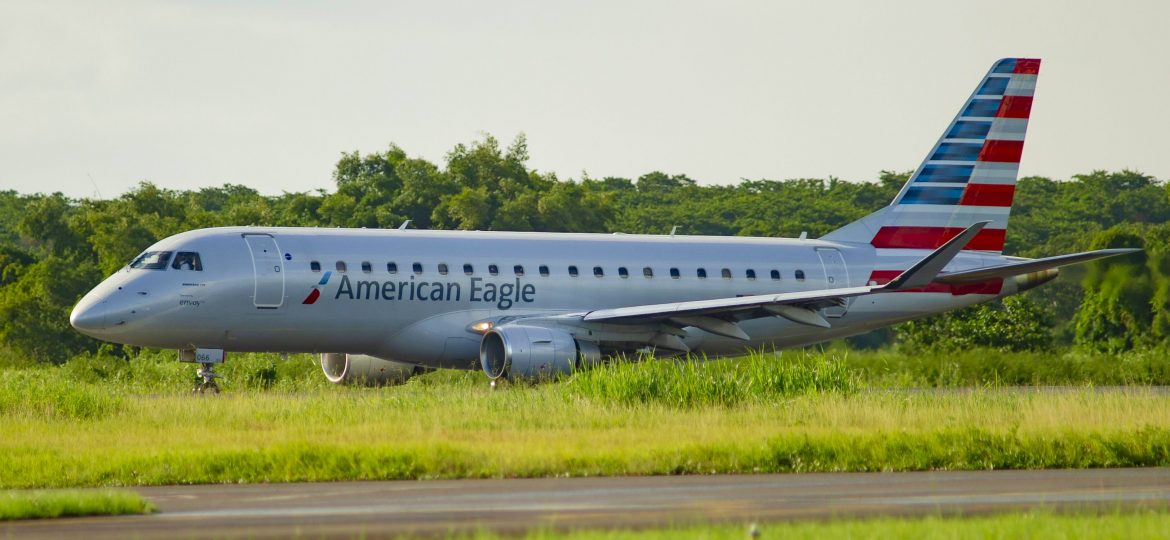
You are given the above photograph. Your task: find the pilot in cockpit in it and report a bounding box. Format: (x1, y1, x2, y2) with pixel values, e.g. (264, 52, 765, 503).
(171, 252, 203, 271)
(173, 253, 194, 270)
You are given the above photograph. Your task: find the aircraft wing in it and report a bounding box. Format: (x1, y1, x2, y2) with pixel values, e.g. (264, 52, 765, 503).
(934, 248, 1141, 284)
(582, 284, 878, 323)
(577, 221, 989, 330)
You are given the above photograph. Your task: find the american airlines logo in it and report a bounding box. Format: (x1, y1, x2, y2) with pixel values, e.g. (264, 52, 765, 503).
(303, 272, 536, 310)
(302, 271, 332, 304)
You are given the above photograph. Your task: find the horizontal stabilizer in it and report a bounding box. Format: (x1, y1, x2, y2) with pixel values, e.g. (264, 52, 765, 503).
(935, 248, 1142, 284)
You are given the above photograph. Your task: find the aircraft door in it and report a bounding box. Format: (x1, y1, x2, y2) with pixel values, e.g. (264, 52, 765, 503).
(816, 248, 849, 317)
(243, 234, 285, 308)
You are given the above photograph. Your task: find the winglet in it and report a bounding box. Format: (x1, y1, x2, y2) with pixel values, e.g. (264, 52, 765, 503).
(881, 221, 989, 291)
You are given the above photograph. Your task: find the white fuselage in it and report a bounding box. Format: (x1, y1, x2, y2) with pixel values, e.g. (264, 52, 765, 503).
(70, 227, 1018, 369)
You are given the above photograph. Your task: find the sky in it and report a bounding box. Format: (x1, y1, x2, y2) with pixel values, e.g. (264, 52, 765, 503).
(1, 0, 1167, 199)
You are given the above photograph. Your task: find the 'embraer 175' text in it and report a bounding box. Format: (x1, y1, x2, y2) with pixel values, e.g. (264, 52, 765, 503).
(333, 275, 536, 310)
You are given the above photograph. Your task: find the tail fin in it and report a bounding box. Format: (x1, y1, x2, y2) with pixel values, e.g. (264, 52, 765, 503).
(823, 58, 1040, 253)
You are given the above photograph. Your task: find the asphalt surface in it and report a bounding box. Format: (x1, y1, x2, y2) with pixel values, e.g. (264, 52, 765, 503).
(4, 468, 1169, 539)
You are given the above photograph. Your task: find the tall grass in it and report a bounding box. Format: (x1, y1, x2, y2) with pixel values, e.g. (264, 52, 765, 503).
(0, 378, 1167, 488)
(0, 350, 328, 422)
(563, 350, 857, 407)
(0, 370, 123, 420)
(0, 346, 1168, 488)
(0, 489, 154, 520)
(843, 347, 1170, 387)
(4, 344, 1167, 395)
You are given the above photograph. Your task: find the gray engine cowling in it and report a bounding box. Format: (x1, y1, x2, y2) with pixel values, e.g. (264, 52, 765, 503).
(479, 325, 601, 381)
(320, 353, 422, 386)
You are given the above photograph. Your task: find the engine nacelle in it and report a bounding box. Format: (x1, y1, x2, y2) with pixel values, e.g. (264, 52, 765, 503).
(479, 325, 601, 381)
(320, 353, 422, 386)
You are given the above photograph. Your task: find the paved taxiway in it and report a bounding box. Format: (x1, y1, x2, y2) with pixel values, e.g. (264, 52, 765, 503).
(5, 468, 1169, 539)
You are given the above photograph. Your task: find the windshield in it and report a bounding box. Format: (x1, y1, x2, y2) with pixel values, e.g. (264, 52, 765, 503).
(128, 251, 173, 270)
(171, 252, 203, 271)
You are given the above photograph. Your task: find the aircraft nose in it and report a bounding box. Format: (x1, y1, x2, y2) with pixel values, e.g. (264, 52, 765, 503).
(70, 300, 108, 334)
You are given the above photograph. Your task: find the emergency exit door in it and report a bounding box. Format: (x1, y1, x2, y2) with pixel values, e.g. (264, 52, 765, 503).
(243, 234, 285, 308)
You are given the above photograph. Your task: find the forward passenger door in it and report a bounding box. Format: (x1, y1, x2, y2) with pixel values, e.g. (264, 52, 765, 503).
(243, 234, 285, 308)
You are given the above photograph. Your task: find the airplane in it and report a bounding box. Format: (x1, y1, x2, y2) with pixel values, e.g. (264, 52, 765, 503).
(69, 58, 1138, 392)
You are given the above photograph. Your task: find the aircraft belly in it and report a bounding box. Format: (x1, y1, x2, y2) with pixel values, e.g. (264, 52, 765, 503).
(377, 308, 495, 368)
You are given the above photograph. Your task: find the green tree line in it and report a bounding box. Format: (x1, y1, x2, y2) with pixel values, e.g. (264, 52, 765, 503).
(1, 134, 1167, 363)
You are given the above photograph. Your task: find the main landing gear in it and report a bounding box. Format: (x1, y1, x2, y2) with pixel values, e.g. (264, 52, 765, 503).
(193, 362, 222, 395)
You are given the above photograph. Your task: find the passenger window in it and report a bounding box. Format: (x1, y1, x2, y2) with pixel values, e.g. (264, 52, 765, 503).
(721, 268, 732, 279)
(489, 264, 499, 276)
(795, 270, 806, 281)
(514, 265, 524, 276)
(361, 261, 372, 273)
(130, 251, 173, 270)
(770, 269, 781, 280)
(310, 261, 321, 272)
(464, 263, 474, 275)
(438, 263, 449, 275)
(336, 261, 347, 273)
(387, 262, 397, 274)
(697, 268, 707, 279)
(619, 267, 629, 278)
(569, 265, 579, 277)
(171, 252, 202, 271)
(746, 269, 757, 280)
(670, 268, 680, 279)
(539, 265, 550, 277)
(643, 267, 653, 278)
(593, 266, 604, 277)
(412, 262, 423, 274)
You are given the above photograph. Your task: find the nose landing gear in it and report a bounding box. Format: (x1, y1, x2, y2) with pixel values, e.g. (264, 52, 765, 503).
(180, 348, 227, 395)
(193, 363, 222, 395)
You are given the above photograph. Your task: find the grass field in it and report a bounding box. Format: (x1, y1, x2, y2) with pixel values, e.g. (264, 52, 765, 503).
(844, 346, 1170, 387)
(1, 350, 1167, 488)
(449, 510, 1170, 539)
(0, 489, 154, 520)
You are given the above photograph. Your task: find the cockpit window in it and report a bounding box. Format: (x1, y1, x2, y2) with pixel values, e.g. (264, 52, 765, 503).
(129, 251, 173, 270)
(171, 252, 203, 271)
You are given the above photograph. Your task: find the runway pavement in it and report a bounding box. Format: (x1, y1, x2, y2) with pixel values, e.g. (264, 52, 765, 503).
(4, 468, 1169, 539)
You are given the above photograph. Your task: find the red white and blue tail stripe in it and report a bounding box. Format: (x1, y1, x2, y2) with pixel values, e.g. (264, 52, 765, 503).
(823, 58, 1039, 254)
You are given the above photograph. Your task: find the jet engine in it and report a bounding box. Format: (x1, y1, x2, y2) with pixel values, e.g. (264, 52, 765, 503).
(479, 325, 601, 381)
(319, 353, 422, 386)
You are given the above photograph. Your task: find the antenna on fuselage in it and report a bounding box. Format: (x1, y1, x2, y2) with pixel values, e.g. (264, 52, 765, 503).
(398, 220, 412, 230)
(799, 231, 808, 240)
(669, 226, 678, 237)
